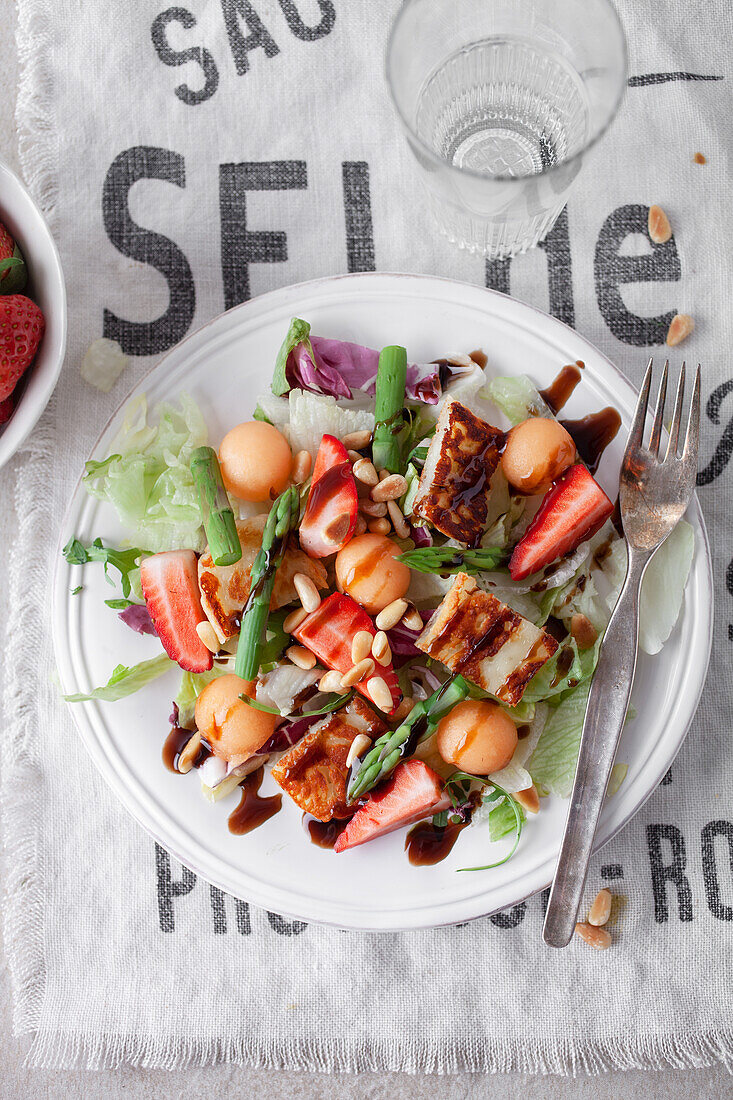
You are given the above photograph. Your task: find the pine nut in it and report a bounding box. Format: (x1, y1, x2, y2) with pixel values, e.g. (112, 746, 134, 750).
(571, 613, 597, 650)
(340, 657, 375, 688)
(368, 518, 391, 535)
(354, 513, 367, 536)
(371, 630, 391, 665)
(375, 598, 408, 632)
(387, 499, 410, 538)
(287, 645, 316, 670)
(588, 888, 613, 927)
(367, 675, 393, 712)
(177, 731, 202, 774)
(345, 732, 372, 769)
(392, 696, 415, 721)
(293, 573, 321, 613)
(351, 630, 374, 664)
(291, 449, 312, 485)
(347, 450, 362, 464)
(283, 606, 309, 633)
(353, 458, 379, 486)
(221, 633, 240, 653)
(575, 922, 612, 951)
(342, 429, 372, 450)
(359, 498, 388, 518)
(318, 670, 348, 695)
(648, 204, 672, 244)
(372, 473, 408, 502)
(666, 313, 694, 347)
(196, 620, 221, 653)
(514, 784, 540, 814)
(401, 605, 424, 632)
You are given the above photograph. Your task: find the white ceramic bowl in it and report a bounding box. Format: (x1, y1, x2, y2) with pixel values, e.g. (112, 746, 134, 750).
(0, 160, 66, 469)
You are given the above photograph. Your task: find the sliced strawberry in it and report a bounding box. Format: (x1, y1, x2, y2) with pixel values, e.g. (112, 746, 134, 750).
(293, 592, 402, 713)
(299, 434, 358, 558)
(334, 760, 451, 852)
(0, 294, 44, 401)
(509, 463, 614, 581)
(0, 396, 13, 425)
(140, 550, 213, 673)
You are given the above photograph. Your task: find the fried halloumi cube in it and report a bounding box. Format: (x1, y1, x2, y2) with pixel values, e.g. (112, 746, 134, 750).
(271, 697, 386, 820)
(412, 398, 504, 546)
(198, 515, 328, 644)
(415, 573, 558, 706)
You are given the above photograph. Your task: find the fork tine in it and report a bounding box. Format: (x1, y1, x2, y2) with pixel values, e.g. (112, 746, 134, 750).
(666, 362, 686, 458)
(683, 364, 701, 462)
(648, 359, 668, 458)
(627, 358, 653, 453)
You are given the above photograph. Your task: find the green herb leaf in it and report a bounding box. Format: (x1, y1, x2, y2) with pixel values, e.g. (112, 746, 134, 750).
(442, 772, 526, 871)
(397, 546, 507, 576)
(252, 404, 273, 424)
(63, 654, 175, 702)
(239, 690, 354, 718)
(104, 598, 135, 610)
(62, 536, 144, 598)
(70, 585, 83, 596)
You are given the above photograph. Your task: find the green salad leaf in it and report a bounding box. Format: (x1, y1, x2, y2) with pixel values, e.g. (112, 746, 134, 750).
(63, 654, 175, 703)
(528, 681, 590, 798)
(175, 666, 227, 727)
(482, 374, 551, 425)
(398, 545, 507, 576)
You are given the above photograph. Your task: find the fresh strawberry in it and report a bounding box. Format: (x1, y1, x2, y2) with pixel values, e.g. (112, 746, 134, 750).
(0, 396, 13, 425)
(509, 464, 614, 581)
(334, 760, 450, 852)
(299, 434, 358, 558)
(293, 592, 402, 713)
(0, 222, 27, 294)
(0, 295, 45, 401)
(140, 550, 213, 673)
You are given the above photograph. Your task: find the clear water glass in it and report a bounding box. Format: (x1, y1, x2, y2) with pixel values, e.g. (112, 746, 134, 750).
(386, 0, 627, 259)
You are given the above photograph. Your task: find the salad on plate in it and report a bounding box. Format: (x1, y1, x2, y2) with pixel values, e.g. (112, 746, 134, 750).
(62, 318, 694, 869)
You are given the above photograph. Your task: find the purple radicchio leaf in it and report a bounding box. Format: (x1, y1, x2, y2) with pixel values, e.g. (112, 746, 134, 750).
(410, 524, 433, 548)
(168, 701, 180, 727)
(259, 713, 321, 754)
(386, 609, 434, 660)
(119, 603, 157, 636)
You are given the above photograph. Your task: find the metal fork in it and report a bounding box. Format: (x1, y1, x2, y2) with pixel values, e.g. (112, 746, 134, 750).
(543, 357, 700, 948)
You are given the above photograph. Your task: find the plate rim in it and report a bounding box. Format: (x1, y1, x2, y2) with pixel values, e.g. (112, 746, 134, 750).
(52, 271, 715, 931)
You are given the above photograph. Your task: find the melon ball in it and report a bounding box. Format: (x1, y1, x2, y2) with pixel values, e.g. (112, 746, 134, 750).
(194, 674, 277, 763)
(501, 417, 576, 495)
(219, 421, 292, 502)
(335, 533, 411, 614)
(436, 700, 518, 776)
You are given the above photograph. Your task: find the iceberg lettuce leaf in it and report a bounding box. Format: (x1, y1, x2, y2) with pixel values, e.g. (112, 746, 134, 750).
(63, 654, 176, 703)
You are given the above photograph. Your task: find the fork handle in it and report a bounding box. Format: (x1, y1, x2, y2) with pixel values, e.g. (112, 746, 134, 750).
(543, 546, 651, 948)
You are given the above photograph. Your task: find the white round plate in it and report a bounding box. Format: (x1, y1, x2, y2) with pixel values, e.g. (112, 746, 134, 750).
(54, 273, 713, 931)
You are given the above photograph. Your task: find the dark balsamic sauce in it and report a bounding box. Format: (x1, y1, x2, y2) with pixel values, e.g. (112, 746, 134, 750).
(305, 816, 350, 849)
(228, 766, 282, 835)
(469, 349, 488, 369)
(405, 819, 469, 866)
(304, 460, 352, 519)
(162, 727, 212, 773)
(550, 647, 575, 688)
(560, 408, 621, 474)
(539, 364, 583, 414)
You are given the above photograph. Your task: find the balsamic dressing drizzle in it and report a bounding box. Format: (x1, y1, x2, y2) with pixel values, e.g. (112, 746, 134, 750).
(228, 767, 282, 835)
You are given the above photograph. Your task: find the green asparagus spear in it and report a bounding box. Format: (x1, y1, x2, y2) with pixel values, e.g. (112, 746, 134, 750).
(347, 675, 471, 802)
(234, 485, 300, 681)
(190, 446, 242, 566)
(372, 345, 407, 474)
(397, 546, 507, 576)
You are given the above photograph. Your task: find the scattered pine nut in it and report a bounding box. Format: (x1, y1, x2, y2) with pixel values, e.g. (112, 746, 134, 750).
(371, 630, 391, 665)
(177, 731, 202, 774)
(693, 152, 706, 165)
(387, 499, 410, 538)
(372, 473, 408, 503)
(570, 613, 598, 650)
(359, 498, 388, 518)
(342, 429, 372, 450)
(588, 888, 613, 927)
(351, 630, 374, 665)
(353, 458, 379, 486)
(347, 449, 362, 464)
(514, 784, 540, 814)
(293, 573, 321, 613)
(575, 922, 612, 951)
(378, 469, 390, 481)
(392, 696, 415, 721)
(340, 657, 375, 688)
(367, 675, 393, 712)
(291, 449, 312, 485)
(647, 204, 672, 244)
(375, 598, 408, 632)
(354, 513, 368, 536)
(666, 313, 694, 347)
(196, 620, 221, 653)
(318, 670, 348, 695)
(401, 605, 424, 632)
(287, 645, 316, 670)
(345, 732, 372, 769)
(283, 606, 309, 633)
(368, 518, 391, 535)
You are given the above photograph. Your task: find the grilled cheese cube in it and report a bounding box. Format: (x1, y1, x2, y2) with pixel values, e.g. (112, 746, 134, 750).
(271, 697, 386, 821)
(198, 515, 328, 644)
(416, 573, 558, 706)
(412, 398, 504, 546)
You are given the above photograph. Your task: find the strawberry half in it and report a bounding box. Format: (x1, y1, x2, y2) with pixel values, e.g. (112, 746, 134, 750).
(140, 550, 213, 673)
(0, 396, 13, 425)
(293, 592, 402, 713)
(298, 434, 358, 558)
(334, 760, 450, 852)
(509, 464, 614, 581)
(0, 294, 45, 401)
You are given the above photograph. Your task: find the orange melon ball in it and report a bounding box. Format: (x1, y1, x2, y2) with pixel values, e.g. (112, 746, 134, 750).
(219, 421, 292, 502)
(501, 416, 576, 495)
(194, 674, 277, 763)
(335, 533, 411, 614)
(436, 700, 518, 776)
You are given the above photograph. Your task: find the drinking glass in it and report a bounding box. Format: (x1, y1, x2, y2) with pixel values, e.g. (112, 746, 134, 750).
(386, 0, 627, 258)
